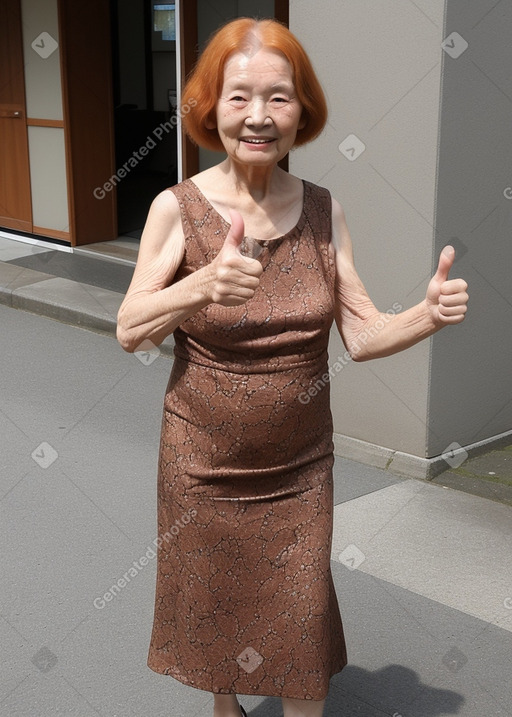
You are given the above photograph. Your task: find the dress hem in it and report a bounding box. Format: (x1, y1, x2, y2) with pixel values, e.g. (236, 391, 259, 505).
(146, 657, 347, 701)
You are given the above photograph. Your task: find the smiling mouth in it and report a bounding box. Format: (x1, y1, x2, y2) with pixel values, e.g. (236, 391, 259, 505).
(240, 138, 276, 144)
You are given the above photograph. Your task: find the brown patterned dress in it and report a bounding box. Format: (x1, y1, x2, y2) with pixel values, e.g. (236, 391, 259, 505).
(147, 178, 348, 700)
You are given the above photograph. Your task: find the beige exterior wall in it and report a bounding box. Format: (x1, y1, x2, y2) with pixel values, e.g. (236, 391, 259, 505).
(290, 0, 445, 458)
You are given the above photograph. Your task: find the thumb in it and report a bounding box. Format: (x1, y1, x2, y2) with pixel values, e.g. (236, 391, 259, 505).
(221, 209, 245, 253)
(433, 245, 455, 283)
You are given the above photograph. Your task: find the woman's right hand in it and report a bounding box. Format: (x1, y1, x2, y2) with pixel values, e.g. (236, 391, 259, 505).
(207, 210, 263, 306)
(117, 198, 263, 352)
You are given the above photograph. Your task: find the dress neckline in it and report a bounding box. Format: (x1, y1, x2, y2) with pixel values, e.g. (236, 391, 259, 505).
(185, 178, 308, 245)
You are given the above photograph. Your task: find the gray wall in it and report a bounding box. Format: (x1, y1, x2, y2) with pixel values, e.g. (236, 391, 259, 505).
(289, 0, 512, 465)
(428, 1, 512, 455)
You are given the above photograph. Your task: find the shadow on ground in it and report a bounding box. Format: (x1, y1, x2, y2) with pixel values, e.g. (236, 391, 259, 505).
(243, 664, 464, 716)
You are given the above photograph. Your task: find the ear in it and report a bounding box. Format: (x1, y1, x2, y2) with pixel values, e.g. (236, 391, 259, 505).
(298, 111, 307, 130)
(204, 112, 217, 130)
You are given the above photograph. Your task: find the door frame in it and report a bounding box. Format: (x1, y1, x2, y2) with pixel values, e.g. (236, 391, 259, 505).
(59, 0, 117, 246)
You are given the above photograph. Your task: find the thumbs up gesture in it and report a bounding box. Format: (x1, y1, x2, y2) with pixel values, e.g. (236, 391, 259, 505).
(425, 246, 469, 325)
(207, 209, 263, 306)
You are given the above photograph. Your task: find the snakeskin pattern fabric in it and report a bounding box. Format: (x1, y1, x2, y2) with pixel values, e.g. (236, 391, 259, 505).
(147, 179, 348, 700)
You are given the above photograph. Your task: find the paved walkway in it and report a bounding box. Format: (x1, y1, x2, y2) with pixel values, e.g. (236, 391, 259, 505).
(1, 304, 511, 716)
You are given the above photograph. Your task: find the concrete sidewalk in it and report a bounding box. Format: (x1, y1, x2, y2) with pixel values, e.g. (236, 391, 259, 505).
(1, 304, 511, 717)
(0, 233, 511, 506)
(0, 234, 176, 357)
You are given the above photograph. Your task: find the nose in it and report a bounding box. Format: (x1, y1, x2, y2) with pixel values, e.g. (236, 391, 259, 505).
(245, 99, 271, 127)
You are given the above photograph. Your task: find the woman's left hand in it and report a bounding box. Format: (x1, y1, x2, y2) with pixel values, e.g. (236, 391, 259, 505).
(425, 245, 469, 326)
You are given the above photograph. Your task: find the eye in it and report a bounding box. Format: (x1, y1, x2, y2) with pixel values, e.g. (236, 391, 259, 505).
(271, 96, 288, 104)
(230, 95, 246, 103)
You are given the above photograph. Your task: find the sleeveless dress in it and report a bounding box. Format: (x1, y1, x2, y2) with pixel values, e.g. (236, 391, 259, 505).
(147, 178, 348, 700)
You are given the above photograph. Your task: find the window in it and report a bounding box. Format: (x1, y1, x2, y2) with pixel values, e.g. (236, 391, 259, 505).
(153, 3, 176, 42)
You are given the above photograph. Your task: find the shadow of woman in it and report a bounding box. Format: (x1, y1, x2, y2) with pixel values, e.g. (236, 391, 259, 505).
(246, 663, 464, 716)
(327, 663, 465, 716)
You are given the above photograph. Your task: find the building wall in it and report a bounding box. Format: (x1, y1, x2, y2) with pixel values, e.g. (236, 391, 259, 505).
(290, 0, 446, 458)
(428, 1, 512, 455)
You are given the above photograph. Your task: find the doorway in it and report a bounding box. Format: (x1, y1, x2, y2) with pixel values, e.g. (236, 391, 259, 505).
(109, 0, 288, 239)
(110, 0, 179, 237)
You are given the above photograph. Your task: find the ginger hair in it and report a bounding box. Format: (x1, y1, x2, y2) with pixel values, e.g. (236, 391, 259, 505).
(181, 18, 328, 152)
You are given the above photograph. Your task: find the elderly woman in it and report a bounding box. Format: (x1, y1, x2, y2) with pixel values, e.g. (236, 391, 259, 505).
(116, 17, 468, 717)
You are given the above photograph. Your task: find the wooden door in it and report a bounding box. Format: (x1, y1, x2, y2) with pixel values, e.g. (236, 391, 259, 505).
(0, 0, 33, 232)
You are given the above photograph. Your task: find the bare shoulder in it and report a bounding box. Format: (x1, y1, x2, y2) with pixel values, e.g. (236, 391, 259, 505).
(122, 187, 186, 296)
(145, 187, 181, 228)
(331, 196, 347, 227)
(137, 187, 184, 260)
(150, 186, 180, 212)
(330, 196, 354, 258)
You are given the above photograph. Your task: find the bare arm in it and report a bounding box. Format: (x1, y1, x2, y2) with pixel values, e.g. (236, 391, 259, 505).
(116, 191, 262, 352)
(331, 198, 469, 361)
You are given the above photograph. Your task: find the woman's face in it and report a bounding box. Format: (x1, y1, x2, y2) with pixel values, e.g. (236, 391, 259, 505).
(212, 47, 305, 167)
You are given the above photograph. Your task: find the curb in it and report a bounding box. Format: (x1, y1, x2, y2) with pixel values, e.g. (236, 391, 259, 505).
(0, 260, 175, 357)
